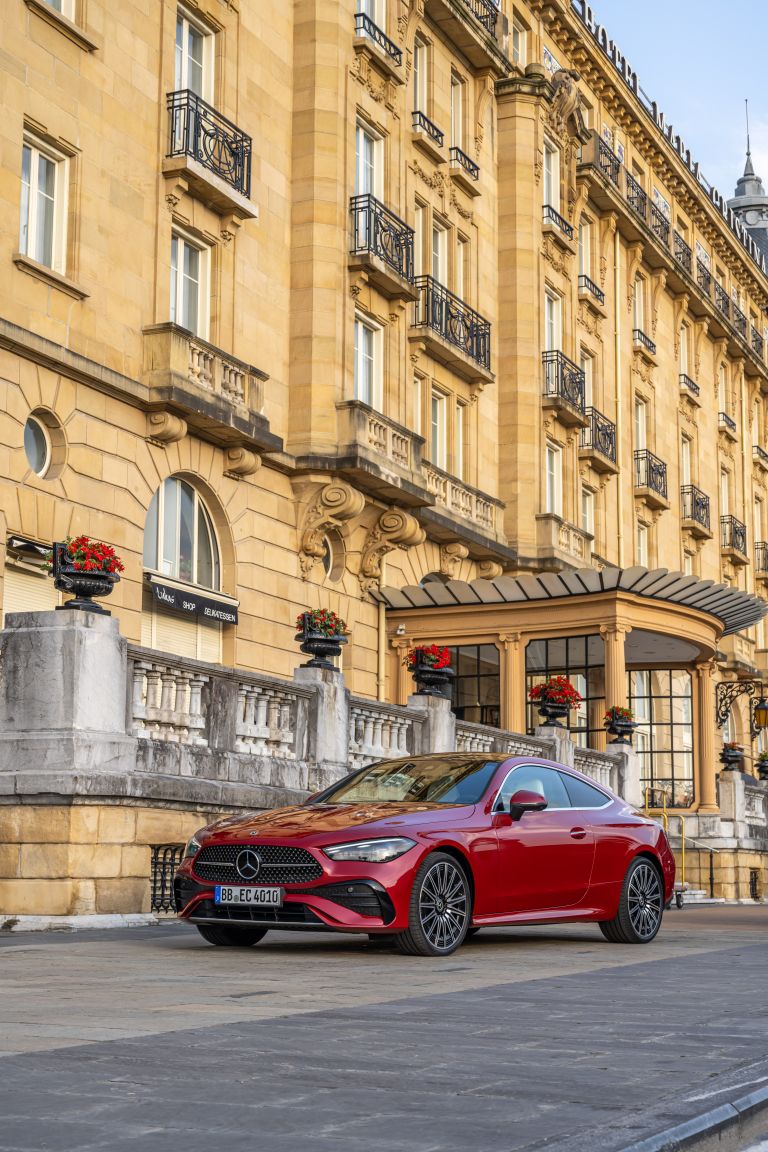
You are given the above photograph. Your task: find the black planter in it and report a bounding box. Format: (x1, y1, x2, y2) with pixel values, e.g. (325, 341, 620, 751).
(408, 653, 455, 698)
(52, 543, 119, 615)
(605, 717, 637, 746)
(719, 749, 744, 771)
(534, 699, 571, 728)
(757, 762, 768, 782)
(295, 617, 347, 670)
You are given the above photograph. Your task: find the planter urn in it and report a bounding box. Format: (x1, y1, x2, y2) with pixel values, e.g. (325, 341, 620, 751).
(52, 542, 119, 615)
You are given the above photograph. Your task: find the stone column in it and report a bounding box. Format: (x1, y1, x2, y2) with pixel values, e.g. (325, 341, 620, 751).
(535, 726, 575, 767)
(293, 664, 349, 783)
(407, 693, 456, 754)
(502, 632, 526, 733)
(695, 661, 719, 813)
(601, 623, 631, 711)
(603, 744, 643, 808)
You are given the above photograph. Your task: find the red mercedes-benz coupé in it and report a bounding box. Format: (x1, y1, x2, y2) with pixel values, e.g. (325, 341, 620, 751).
(175, 753, 675, 956)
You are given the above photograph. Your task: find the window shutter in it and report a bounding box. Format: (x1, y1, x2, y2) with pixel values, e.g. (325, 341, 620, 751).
(2, 565, 59, 624)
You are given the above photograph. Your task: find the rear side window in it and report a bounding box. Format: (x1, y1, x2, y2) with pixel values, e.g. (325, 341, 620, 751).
(497, 764, 571, 809)
(562, 775, 610, 808)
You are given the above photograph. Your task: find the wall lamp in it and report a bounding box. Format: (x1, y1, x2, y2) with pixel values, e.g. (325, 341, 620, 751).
(715, 680, 768, 739)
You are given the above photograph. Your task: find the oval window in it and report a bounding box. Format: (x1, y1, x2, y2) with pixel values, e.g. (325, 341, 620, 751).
(24, 416, 50, 476)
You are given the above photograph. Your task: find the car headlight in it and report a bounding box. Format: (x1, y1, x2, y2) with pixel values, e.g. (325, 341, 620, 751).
(322, 837, 416, 863)
(182, 829, 206, 859)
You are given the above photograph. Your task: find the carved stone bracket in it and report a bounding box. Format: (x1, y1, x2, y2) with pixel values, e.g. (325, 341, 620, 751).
(651, 270, 668, 337)
(672, 293, 690, 353)
(477, 559, 503, 581)
(299, 482, 366, 580)
(626, 243, 644, 312)
(146, 410, 187, 445)
(439, 542, 469, 579)
(360, 508, 425, 594)
(693, 318, 710, 377)
(224, 447, 261, 479)
(599, 213, 617, 290)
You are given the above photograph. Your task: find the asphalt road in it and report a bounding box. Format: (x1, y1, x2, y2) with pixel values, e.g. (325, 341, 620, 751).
(0, 905, 766, 1151)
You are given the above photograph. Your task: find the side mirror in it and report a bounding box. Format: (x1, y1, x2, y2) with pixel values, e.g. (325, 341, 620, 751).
(507, 789, 548, 821)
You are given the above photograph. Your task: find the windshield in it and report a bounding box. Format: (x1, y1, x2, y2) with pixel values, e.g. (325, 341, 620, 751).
(313, 757, 503, 805)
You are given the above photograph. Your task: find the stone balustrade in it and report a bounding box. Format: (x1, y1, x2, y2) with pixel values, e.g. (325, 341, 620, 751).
(336, 399, 417, 471)
(130, 658, 209, 745)
(349, 699, 423, 768)
(235, 682, 303, 759)
(142, 322, 266, 413)
(422, 462, 499, 533)
(573, 747, 617, 791)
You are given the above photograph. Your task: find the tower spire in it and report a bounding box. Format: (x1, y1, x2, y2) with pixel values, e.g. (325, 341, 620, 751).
(746, 98, 751, 158)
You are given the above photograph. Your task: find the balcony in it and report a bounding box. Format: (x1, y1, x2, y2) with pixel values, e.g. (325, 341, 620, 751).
(732, 301, 748, 338)
(542, 351, 586, 426)
(633, 329, 656, 359)
(354, 11, 402, 66)
(752, 326, 765, 359)
(542, 204, 574, 246)
(578, 275, 605, 307)
(755, 542, 768, 579)
(422, 460, 502, 538)
(649, 204, 670, 246)
(411, 275, 493, 384)
(579, 407, 618, 473)
(142, 324, 278, 453)
(163, 91, 256, 219)
(423, 0, 508, 74)
(714, 282, 730, 320)
(536, 514, 593, 568)
(681, 485, 711, 539)
(625, 172, 647, 222)
(412, 110, 445, 163)
(349, 195, 417, 300)
(754, 445, 768, 474)
(634, 449, 669, 509)
(449, 146, 480, 196)
(718, 411, 738, 441)
(333, 400, 426, 505)
(720, 515, 749, 565)
(679, 373, 701, 406)
(673, 232, 692, 275)
(696, 261, 712, 298)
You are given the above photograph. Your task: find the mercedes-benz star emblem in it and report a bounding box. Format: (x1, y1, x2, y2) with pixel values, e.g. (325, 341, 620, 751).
(235, 848, 262, 881)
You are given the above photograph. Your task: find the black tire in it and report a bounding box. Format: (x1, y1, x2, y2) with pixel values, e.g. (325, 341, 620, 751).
(599, 857, 664, 945)
(196, 924, 268, 947)
(367, 933, 397, 948)
(465, 927, 481, 938)
(396, 852, 472, 957)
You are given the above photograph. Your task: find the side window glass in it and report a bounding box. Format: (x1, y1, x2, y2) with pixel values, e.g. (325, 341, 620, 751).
(498, 764, 571, 809)
(562, 775, 609, 808)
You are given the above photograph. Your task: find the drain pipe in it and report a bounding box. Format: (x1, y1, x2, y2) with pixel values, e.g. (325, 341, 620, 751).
(614, 223, 625, 567)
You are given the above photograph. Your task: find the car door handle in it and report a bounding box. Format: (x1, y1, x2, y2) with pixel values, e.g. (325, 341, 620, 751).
(569, 827, 587, 839)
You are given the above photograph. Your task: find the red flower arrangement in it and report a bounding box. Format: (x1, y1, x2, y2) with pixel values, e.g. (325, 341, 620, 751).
(404, 644, 451, 671)
(296, 608, 347, 637)
(604, 706, 634, 725)
(51, 535, 125, 575)
(528, 675, 582, 708)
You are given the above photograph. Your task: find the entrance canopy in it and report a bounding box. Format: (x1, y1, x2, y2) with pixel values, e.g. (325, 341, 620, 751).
(373, 566, 767, 637)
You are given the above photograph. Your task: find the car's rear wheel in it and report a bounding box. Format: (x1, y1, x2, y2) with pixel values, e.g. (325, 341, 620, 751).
(196, 924, 268, 947)
(396, 852, 471, 957)
(599, 858, 664, 944)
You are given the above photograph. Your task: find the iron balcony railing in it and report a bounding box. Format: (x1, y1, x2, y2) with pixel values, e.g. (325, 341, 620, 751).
(625, 172, 647, 221)
(596, 136, 621, 185)
(633, 328, 656, 355)
(681, 485, 710, 531)
(679, 373, 700, 398)
(719, 411, 737, 434)
(354, 12, 403, 64)
(721, 514, 747, 555)
(578, 275, 604, 305)
(634, 449, 667, 499)
(543, 205, 573, 239)
(542, 350, 585, 412)
(461, 0, 499, 34)
(714, 281, 730, 319)
(732, 301, 747, 337)
(166, 89, 251, 197)
(413, 275, 491, 370)
(413, 110, 444, 148)
(349, 195, 415, 282)
(752, 325, 764, 359)
(756, 541, 768, 573)
(449, 146, 479, 181)
(696, 261, 712, 297)
(649, 203, 670, 246)
(673, 231, 692, 274)
(754, 445, 768, 468)
(580, 406, 616, 462)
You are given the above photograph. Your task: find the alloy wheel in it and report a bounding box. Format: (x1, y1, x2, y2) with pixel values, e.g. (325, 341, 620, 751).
(418, 860, 468, 951)
(626, 862, 663, 940)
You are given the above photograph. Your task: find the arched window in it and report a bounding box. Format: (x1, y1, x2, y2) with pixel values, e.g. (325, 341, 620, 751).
(143, 477, 219, 589)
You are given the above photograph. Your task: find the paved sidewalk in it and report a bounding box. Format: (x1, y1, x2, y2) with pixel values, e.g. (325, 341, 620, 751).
(0, 906, 766, 1151)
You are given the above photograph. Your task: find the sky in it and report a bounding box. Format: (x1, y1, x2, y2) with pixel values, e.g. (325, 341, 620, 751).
(582, 0, 768, 199)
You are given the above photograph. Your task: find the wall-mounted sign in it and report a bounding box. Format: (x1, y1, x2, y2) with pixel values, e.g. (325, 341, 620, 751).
(150, 580, 238, 624)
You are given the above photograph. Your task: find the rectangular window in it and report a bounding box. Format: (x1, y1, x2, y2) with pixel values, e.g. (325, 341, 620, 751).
(19, 138, 68, 273)
(431, 220, 447, 283)
(680, 436, 691, 487)
(412, 374, 423, 436)
(175, 7, 212, 100)
(632, 277, 645, 331)
(511, 17, 526, 66)
(545, 441, 562, 515)
(544, 291, 561, 352)
(450, 73, 464, 149)
(456, 400, 466, 480)
(718, 363, 728, 411)
(413, 37, 427, 114)
(543, 140, 559, 208)
(170, 230, 209, 338)
(355, 120, 382, 198)
(578, 220, 590, 278)
(430, 388, 447, 469)
(679, 322, 689, 374)
(633, 396, 647, 450)
(456, 235, 469, 300)
(683, 552, 693, 576)
(44, 0, 75, 16)
(636, 523, 648, 566)
(354, 315, 380, 409)
(579, 350, 593, 407)
(414, 202, 425, 275)
(754, 498, 762, 544)
(581, 486, 594, 536)
(720, 469, 730, 517)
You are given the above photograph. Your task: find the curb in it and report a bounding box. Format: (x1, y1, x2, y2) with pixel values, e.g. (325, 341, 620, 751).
(0, 913, 171, 933)
(619, 1083, 768, 1152)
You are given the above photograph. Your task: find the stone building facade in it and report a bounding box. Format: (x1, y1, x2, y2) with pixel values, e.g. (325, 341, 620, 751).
(0, 0, 766, 914)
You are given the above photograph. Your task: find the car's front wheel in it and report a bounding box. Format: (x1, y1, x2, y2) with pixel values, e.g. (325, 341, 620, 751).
(599, 857, 664, 944)
(196, 925, 268, 947)
(396, 852, 471, 957)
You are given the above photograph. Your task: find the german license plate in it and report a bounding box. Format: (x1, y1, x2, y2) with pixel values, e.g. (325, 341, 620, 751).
(214, 886, 283, 907)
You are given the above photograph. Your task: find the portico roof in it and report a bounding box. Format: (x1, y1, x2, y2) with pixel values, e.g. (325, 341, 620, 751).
(373, 566, 768, 637)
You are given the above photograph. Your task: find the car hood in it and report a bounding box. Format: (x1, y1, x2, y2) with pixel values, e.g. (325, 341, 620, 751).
(203, 802, 475, 845)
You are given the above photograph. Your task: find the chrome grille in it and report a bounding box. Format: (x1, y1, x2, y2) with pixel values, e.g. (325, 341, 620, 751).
(192, 844, 323, 885)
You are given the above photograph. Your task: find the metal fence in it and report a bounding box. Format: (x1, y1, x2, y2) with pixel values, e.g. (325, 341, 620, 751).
(150, 844, 184, 914)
